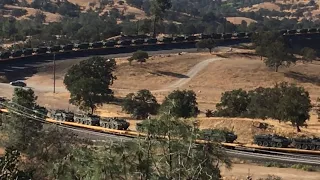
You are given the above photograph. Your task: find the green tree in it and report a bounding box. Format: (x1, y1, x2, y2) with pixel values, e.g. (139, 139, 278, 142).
(64, 56, 117, 114)
(196, 38, 216, 54)
(122, 89, 159, 119)
(214, 89, 250, 117)
(274, 82, 312, 132)
(150, 0, 172, 37)
(0, 147, 33, 179)
(301, 47, 317, 63)
(264, 40, 295, 72)
(252, 31, 282, 60)
(160, 90, 200, 118)
(128, 50, 149, 65)
(4, 88, 43, 152)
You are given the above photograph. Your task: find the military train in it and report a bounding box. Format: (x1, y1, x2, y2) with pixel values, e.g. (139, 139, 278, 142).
(254, 134, 320, 150)
(0, 28, 319, 60)
(48, 109, 130, 130)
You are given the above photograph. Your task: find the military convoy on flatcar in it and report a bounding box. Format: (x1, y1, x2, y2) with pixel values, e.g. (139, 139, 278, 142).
(1, 28, 319, 60)
(46, 110, 130, 130)
(100, 117, 130, 130)
(254, 134, 320, 150)
(49, 109, 74, 122)
(199, 129, 238, 143)
(254, 134, 291, 148)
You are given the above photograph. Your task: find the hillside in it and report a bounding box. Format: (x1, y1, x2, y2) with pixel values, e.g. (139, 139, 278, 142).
(1, 49, 319, 143)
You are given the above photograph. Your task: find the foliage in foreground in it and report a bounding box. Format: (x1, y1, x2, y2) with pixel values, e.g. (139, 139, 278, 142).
(122, 89, 159, 119)
(1, 87, 231, 179)
(52, 100, 231, 179)
(64, 56, 117, 114)
(212, 82, 312, 132)
(160, 89, 200, 118)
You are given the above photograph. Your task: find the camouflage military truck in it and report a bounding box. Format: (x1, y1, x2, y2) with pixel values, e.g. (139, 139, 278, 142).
(100, 117, 130, 130)
(254, 134, 291, 148)
(48, 109, 74, 122)
(199, 129, 237, 143)
(73, 113, 100, 126)
(292, 137, 320, 150)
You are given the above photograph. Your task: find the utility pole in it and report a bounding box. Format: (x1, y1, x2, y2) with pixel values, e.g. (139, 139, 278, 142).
(53, 53, 56, 93)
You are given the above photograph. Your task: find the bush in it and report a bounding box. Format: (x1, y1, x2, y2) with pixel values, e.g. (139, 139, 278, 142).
(11, 9, 27, 17)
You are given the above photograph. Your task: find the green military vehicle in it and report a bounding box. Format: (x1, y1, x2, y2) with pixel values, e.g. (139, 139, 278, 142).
(73, 113, 100, 126)
(100, 117, 130, 130)
(48, 109, 74, 122)
(199, 129, 237, 143)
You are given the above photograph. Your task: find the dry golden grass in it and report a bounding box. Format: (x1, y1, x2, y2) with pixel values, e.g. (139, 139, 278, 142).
(226, 17, 257, 25)
(239, 2, 281, 12)
(5, 5, 62, 22)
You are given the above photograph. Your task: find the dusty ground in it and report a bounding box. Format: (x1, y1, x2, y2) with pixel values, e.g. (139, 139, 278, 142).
(221, 163, 320, 180)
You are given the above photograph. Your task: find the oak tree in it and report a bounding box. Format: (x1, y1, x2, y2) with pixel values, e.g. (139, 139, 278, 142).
(160, 90, 200, 118)
(196, 38, 216, 54)
(122, 89, 159, 119)
(64, 56, 116, 114)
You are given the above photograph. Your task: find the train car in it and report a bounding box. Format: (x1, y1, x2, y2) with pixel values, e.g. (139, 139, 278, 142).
(0, 51, 10, 59)
(62, 44, 74, 51)
(287, 29, 297, 34)
(22, 48, 33, 56)
(199, 34, 211, 39)
(254, 134, 291, 148)
(145, 38, 157, 44)
(49, 45, 62, 53)
(100, 117, 130, 130)
(185, 35, 196, 41)
(132, 39, 145, 45)
(233, 32, 246, 38)
(34, 46, 48, 54)
(212, 33, 222, 39)
(308, 28, 317, 33)
(104, 40, 117, 47)
(292, 138, 320, 150)
(160, 37, 173, 43)
(298, 29, 308, 34)
(77, 43, 90, 50)
(11, 50, 23, 58)
(173, 36, 185, 42)
(90, 42, 104, 49)
(222, 33, 232, 39)
(119, 39, 132, 46)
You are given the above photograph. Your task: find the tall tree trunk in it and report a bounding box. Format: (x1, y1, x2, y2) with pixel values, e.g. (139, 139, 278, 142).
(209, 48, 212, 54)
(296, 124, 301, 132)
(91, 106, 94, 114)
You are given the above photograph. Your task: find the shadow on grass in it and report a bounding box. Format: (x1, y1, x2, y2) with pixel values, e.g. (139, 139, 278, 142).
(150, 70, 189, 78)
(284, 71, 320, 85)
